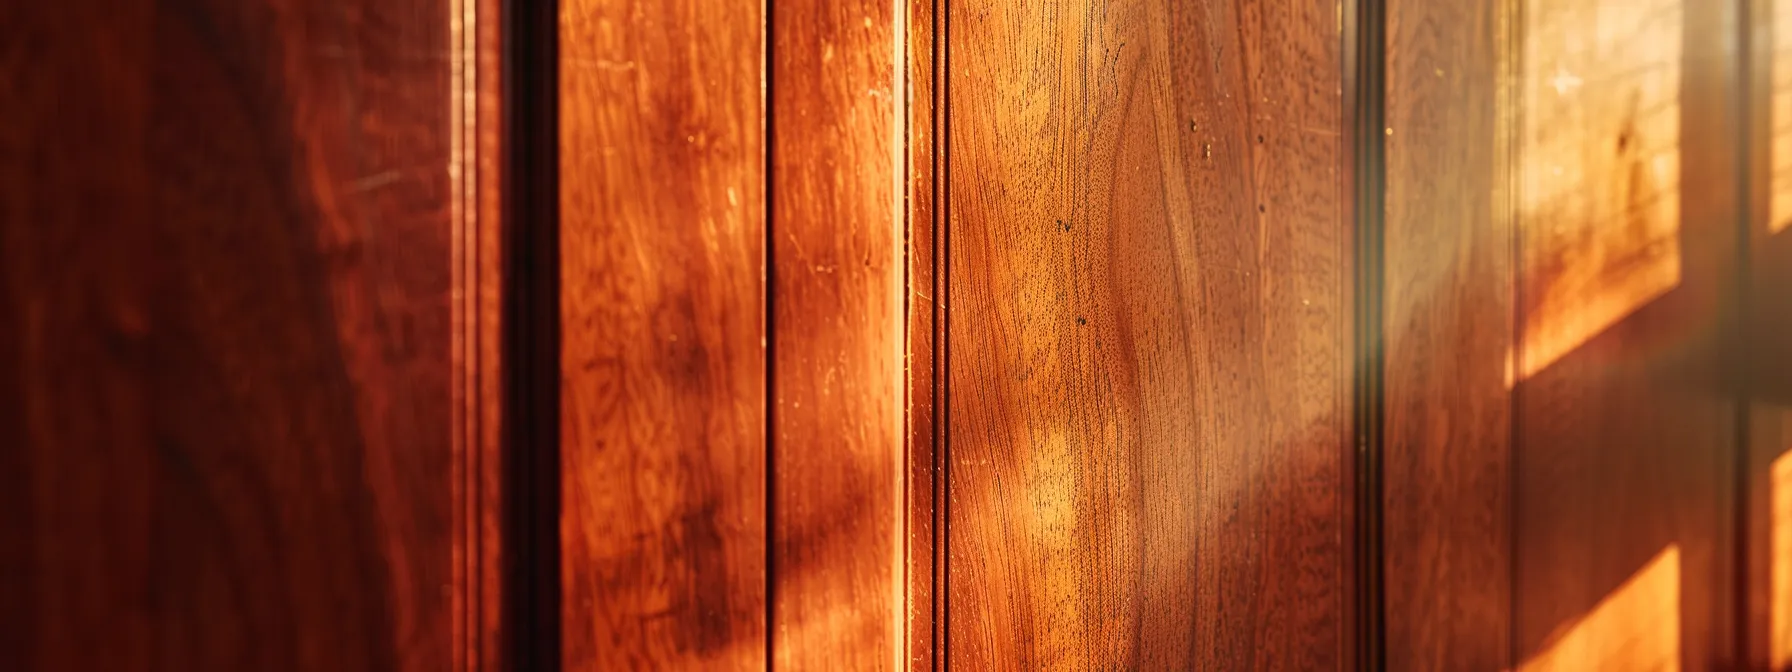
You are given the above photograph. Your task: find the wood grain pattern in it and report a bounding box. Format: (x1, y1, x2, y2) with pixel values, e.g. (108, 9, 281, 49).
(769, 0, 906, 667)
(1511, 0, 1741, 667)
(557, 0, 768, 667)
(0, 0, 464, 669)
(945, 0, 1348, 667)
(1381, 0, 1516, 666)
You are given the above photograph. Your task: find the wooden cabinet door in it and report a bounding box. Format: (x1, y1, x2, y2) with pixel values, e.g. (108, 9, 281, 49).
(14, 0, 1778, 669)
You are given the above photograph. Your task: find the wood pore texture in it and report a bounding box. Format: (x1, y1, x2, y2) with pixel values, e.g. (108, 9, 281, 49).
(945, 0, 1349, 668)
(557, 0, 769, 668)
(0, 0, 488, 669)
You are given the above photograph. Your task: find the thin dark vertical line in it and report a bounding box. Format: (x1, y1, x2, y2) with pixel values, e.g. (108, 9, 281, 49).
(1352, 0, 1386, 666)
(763, 0, 778, 665)
(501, 0, 560, 667)
(939, 0, 953, 659)
(1339, 0, 1360, 664)
(900, 0, 913, 660)
(937, 0, 950, 666)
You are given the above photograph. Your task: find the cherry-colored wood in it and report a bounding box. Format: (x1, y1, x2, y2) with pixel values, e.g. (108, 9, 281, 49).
(556, 0, 769, 667)
(0, 0, 476, 668)
(1381, 0, 1516, 667)
(944, 0, 1349, 667)
(768, 0, 906, 667)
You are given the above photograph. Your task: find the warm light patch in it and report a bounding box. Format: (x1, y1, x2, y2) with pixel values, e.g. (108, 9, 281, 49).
(1772, 0, 1792, 233)
(1771, 451, 1792, 668)
(1517, 546, 1681, 671)
(1510, 0, 1683, 383)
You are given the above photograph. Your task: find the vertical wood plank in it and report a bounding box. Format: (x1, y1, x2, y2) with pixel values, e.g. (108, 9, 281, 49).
(945, 0, 1348, 667)
(557, 0, 769, 667)
(0, 0, 463, 668)
(769, 0, 907, 666)
(1510, 0, 1741, 668)
(1750, 0, 1792, 667)
(1382, 0, 1516, 666)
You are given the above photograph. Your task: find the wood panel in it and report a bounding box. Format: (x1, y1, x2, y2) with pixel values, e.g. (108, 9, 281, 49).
(1747, 0, 1789, 666)
(1381, 0, 1516, 666)
(1510, 0, 1740, 668)
(557, 0, 768, 667)
(946, 0, 1348, 667)
(0, 0, 476, 669)
(769, 0, 906, 667)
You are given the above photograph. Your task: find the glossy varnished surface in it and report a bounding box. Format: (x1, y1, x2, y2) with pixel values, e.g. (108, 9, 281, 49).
(945, 0, 1348, 666)
(557, 0, 768, 667)
(0, 0, 461, 669)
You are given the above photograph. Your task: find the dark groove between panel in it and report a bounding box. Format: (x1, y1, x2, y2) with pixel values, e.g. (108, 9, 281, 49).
(1350, 0, 1387, 666)
(502, 0, 562, 667)
(938, 0, 951, 666)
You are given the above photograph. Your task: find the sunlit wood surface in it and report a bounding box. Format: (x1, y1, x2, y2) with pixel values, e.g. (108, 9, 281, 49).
(1515, 0, 1683, 383)
(1388, 0, 1744, 668)
(1518, 546, 1681, 672)
(946, 0, 1349, 667)
(1512, 0, 1739, 668)
(558, 0, 768, 667)
(1772, 452, 1792, 668)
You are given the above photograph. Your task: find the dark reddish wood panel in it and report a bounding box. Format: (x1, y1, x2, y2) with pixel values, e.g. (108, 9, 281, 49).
(557, 0, 768, 668)
(945, 0, 1348, 667)
(769, 0, 906, 667)
(0, 0, 470, 669)
(1381, 0, 1515, 667)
